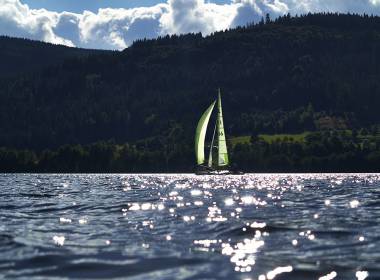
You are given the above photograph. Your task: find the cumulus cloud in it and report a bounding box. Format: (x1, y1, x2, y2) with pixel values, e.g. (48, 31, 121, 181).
(54, 12, 81, 47)
(231, 0, 289, 27)
(78, 5, 168, 49)
(160, 0, 236, 35)
(287, 0, 380, 14)
(0, 0, 74, 46)
(1, 0, 380, 50)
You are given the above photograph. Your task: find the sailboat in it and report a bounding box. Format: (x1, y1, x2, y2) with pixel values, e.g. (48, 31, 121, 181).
(195, 89, 242, 175)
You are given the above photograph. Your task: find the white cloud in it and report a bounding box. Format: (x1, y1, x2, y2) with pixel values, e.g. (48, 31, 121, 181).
(54, 12, 81, 46)
(78, 5, 168, 49)
(160, 0, 236, 35)
(231, 0, 289, 27)
(1, 0, 380, 50)
(0, 0, 74, 46)
(286, 0, 380, 14)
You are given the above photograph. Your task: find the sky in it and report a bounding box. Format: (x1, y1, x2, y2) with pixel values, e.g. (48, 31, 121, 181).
(21, 0, 167, 13)
(1, 0, 380, 50)
(21, 0, 229, 13)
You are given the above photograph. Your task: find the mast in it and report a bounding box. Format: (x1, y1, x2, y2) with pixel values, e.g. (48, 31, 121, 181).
(208, 122, 217, 168)
(217, 89, 229, 168)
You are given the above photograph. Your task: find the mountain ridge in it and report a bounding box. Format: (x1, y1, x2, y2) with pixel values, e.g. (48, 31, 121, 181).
(0, 35, 112, 77)
(2, 13, 380, 172)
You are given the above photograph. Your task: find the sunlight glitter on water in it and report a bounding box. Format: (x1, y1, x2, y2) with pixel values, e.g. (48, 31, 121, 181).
(222, 234, 265, 273)
(356, 271, 369, 280)
(53, 235, 65, 246)
(1, 173, 379, 279)
(318, 271, 337, 280)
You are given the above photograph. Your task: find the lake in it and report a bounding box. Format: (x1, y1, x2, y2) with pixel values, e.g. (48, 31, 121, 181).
(0, 174, 379, 279)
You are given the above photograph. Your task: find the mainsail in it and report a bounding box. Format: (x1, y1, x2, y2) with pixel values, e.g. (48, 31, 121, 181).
(195, 89, 229, 170)
(195, 101, 216, 165)
(216, 89, 229, 167)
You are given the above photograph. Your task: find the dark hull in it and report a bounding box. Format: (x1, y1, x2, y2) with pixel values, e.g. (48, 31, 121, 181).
(195, 166, 244, 175)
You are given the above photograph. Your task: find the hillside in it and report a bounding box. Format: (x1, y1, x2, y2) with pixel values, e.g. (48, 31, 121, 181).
(2, 13, 380, 172)
(0, 36, 110, 77)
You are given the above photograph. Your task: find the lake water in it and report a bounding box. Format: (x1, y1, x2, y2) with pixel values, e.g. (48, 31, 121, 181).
(0, 174, 379, 279)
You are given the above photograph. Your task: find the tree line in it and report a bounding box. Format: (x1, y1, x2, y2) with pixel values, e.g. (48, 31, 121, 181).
(1, 13, 380, 171)
(2, 129, 380, 173)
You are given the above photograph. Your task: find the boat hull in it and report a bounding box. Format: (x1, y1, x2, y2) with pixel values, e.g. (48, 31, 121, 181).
(194, 165, 244, 175)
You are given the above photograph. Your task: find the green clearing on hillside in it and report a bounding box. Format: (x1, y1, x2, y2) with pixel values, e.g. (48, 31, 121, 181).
(230, 132, 310, 146)
(230, 130, 380, 148)
(260, 132, 310, 143)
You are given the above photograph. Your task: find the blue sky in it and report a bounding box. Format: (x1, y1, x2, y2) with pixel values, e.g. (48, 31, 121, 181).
(2, 0, 380, 50)
(21, 0, 228, 13)
(21, 0, 165, 12)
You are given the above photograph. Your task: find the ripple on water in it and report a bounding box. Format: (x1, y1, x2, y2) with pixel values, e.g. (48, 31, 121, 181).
(0, 173, 379, 279)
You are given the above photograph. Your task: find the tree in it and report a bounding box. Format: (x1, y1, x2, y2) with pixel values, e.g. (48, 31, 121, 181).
(266, 13, 271, 24)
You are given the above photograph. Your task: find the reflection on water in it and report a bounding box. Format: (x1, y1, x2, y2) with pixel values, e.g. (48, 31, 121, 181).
(0, 173, 379, 279)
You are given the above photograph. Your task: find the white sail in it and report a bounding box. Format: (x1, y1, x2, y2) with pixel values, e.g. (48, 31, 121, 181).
(217, 89, 229, 167)
(195, 101, 216, 165)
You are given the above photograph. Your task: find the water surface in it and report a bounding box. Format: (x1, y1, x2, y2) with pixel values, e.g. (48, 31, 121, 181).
(0, 173, 379, 279)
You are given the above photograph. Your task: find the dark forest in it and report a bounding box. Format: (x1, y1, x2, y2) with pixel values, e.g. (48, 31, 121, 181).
(2, 13, 380, 172)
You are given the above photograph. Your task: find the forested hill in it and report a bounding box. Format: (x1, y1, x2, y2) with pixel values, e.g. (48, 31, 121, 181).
(2, 13, 380, 172)
(0, 36, 110, 77)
